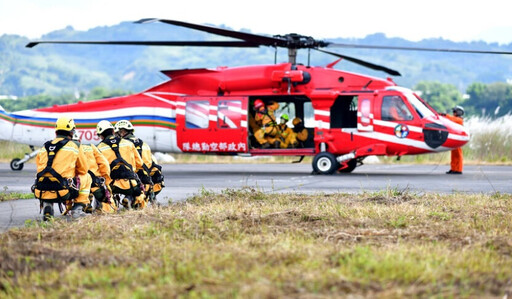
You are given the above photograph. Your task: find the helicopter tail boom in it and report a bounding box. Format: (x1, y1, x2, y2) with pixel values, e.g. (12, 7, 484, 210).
(0, 106, 15, 143)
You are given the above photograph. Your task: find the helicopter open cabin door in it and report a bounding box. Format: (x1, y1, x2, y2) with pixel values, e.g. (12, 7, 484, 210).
(176, 96, 249, 154)
(357, 96, 374, 132)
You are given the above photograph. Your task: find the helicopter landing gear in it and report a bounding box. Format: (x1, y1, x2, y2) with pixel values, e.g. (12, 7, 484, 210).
(338, 158, 358, 173)
(312, 152, 339, 175)
(10, 146, 38, 171)
(10, 158, 23, 171)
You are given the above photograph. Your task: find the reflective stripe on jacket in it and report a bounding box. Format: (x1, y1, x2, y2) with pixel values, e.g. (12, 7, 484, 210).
(97, 135, 144, 172)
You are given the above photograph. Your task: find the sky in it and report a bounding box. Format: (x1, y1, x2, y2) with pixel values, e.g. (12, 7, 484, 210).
(1, 0, 511, 44)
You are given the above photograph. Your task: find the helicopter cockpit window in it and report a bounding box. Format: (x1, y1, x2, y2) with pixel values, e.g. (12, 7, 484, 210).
(185, 101, 209, 129)
(405, 92, 435, 119)
(218, 100, 241, 129)
(381, 96, 413, 121)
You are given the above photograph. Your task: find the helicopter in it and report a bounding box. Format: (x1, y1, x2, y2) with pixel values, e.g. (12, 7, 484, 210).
(3, 18, 510, 174)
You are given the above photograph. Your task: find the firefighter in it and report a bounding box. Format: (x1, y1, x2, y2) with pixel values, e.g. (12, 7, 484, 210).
(253, 99, 281, 148)
(95, 120, 146, 209)
(277, 114, 298, 148)
(114, 119, 159, 204)
(73, 132, 114, 213)
(445, 106, 465, 174)
(33, 116, 89, 220)
(292, 117, 309, 147)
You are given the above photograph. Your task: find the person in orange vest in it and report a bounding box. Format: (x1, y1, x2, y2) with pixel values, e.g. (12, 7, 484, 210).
(33, 117, 89, 220)
(444, 105, 465, 174)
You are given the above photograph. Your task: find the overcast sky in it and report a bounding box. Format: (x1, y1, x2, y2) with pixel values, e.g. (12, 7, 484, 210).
(1, 0, 511, 44)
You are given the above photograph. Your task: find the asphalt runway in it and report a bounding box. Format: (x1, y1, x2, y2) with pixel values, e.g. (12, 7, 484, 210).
(1, 162, 511, 232)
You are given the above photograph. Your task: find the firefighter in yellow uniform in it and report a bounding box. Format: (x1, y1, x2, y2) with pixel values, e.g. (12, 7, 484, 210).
(96, 120, 146, 209)
(277, 114, 298, 148)
(73, 133, 115, 213)
(33, 117, 90, 220)
(114, 120, 156, 204)
(292, 117, 309, 147)
(253, 99, 281, 148)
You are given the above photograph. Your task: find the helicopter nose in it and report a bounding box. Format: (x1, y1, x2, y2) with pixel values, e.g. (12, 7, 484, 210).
(440, 117, 470, 149)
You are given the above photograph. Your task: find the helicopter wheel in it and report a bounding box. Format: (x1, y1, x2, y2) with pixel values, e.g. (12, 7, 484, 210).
(312, 152, 339, 175)
(338, 158, 357, 173)
(10, 158, 24, 171)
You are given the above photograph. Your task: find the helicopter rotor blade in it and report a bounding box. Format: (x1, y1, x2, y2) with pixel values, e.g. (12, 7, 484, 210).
(135, 18, 282, 46)
(316, 48, 401, 76)
(26, 40, 260, 48)
(325, 42, 512, 55)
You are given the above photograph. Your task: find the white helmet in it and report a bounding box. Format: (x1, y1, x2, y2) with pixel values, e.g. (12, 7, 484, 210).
(114, 119, 134, 132)
(96, 120, 114, 135)
(453, 105, 465, 116)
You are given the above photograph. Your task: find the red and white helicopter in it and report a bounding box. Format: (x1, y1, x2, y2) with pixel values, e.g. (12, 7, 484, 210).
(2, 19, 510, 173)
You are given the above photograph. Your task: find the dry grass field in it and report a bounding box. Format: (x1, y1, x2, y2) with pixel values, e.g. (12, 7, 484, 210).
(1, 189, 511, 298)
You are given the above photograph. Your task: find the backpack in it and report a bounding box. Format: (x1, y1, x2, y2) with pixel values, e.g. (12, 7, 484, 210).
(105, 137, 136, 180)
(126, 137, 154, 185)
(149, 162, 165, 195)
(32, 139, 79, 202)
(104, 137, 142, 196)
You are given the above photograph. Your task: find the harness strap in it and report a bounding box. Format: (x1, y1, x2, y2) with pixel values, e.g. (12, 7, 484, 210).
(126, 137, 152, 176)
(34, 139, 73, 201)
(105, 136, 133, 171)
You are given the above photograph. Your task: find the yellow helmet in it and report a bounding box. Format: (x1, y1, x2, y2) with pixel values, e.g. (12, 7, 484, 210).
(55, 116, 76, 132)
(114, 119, 134, 132)
(96, 120, 114, 135)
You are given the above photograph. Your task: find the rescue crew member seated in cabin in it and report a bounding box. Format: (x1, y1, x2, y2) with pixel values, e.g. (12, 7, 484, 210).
(253, 99, 281, 148)
(114, 120, 165, 204)
(95, 120, 146, 209)
(33, 116, 89, 220)
(277, 114, 299, 149)
(444, 105, 465, 174)
(292, 117, 308, 148)
(73, 132, 115, 213)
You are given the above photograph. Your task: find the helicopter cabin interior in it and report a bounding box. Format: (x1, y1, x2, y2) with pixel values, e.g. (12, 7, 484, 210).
(330, 95, 358, 129)
(248, 96, 315, 150)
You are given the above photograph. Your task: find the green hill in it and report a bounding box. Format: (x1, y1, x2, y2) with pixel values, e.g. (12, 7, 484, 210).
(1, 21, 511, 97)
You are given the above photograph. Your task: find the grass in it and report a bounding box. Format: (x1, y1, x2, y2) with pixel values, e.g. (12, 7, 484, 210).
(0, 188, 33, 202)
(0, 141, 27, 162)
(1, 189, 512, 297)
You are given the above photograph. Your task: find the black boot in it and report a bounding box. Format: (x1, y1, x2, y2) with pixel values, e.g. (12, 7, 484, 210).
(42, 202, 54, 221)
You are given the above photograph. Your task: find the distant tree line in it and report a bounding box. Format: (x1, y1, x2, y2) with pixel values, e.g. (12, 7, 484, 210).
(414, 81, 512, 117)
(0, 87, 130, 111)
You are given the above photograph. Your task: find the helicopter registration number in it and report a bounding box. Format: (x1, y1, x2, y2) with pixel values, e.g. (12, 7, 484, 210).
(76, 129, 100, 142)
